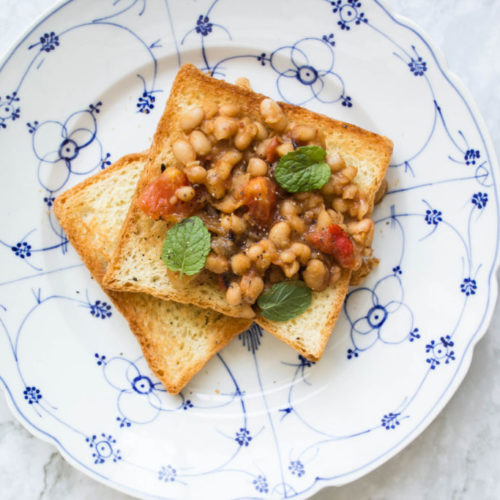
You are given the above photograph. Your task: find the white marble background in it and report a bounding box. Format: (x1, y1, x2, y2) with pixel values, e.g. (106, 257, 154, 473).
(0, 0, 499, 499)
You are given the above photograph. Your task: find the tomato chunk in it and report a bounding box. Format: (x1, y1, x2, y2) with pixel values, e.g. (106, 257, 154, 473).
(136, 167, 196, 220)
(264, 136, 281, 164)
(242, 176, 277, 225)
(307, 224, 357, 269)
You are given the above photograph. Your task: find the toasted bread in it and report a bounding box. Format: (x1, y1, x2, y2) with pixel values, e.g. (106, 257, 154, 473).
(53, 153, 251, 394)
(103, 64, 393, 361)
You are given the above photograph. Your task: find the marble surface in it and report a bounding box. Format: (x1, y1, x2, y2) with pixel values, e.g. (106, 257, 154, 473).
(0, 0, 499, 498)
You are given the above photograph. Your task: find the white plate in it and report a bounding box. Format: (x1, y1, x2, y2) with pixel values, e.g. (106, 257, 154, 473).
(0, 1, 498, 498)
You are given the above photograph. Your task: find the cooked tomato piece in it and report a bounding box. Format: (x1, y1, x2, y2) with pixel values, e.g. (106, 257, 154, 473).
(217, 274, 230, 291)
(136, 166, 197, 220)
(265, 136, 281, 164)
(307, 224, 357, 269)
(242, 176, 277, 225)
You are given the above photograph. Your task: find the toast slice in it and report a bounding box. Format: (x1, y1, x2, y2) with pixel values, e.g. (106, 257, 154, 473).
(103, 65, 393, 361)
(53, 153, 251, 394)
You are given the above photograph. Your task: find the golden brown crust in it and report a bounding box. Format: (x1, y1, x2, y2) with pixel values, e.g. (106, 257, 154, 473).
(103, 64, 393, 360)
(54, 153, 251, 394)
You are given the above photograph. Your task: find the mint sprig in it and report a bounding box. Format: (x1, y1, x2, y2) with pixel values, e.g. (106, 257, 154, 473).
(274, 145, 330, 193)
(161, 216, 211, 277)
(257, 281, 312, 322)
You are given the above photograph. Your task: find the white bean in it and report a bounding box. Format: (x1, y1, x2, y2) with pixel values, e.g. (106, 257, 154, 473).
(189, 130, 212, 156)
(180, 107, 204, 132)
(173, 140, 196, 165)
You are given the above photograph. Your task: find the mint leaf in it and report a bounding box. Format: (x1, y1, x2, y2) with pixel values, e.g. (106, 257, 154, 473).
(257, 281, 312, 322)
(274, 145, 331, 193)
(161, 216, 211, 277)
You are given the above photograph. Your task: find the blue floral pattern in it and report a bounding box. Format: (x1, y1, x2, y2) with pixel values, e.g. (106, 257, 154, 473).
(39, 32, 60, 53)
(0, 92, 20, 129)
(196, 15, 213, 36)
(11, 242, 32, 259)
(408, 47, 427, 76)
(426, 336, 456, 369)
(472, 192, 488, 209)
(344, 274, 416, 356)
(460, 278, 477, 296)
(29, 103, 108, 194)
(43, 196, 55, 207)
(116, 416, 131, 428)
(288, 460, 305, 477)
(235, 428, 252, 446)
(89, 300, 112, 319)
(425, 208, 443, 226)
(268, 37, 346, 105)
(23, 386, 42, 404)
(86, 433, 122, 464)
(96, 354, 189, 424)
(90, 347, 243, 431)
(182, 399, 193, 410)
(212, 36, 351, 107)
(158, 465, 177, 482)
(252, 475, 269, 493)
(136, 90, 156, 114)
(331, 0, 368, 30)
(409, 328, 421, 342)
(94, 353, 106, 366)
(465, 149, 481, 166)
(381, 412, 401, 430)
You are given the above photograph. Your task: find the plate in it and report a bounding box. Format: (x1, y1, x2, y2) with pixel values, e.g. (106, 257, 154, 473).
(0, 1, 498, 499)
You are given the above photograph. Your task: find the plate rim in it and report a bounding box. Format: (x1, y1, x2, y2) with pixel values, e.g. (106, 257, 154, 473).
(0, 0, 499, 498)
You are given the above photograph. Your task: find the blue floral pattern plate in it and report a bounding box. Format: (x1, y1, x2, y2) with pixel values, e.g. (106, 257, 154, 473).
(0, 1, 498, 498)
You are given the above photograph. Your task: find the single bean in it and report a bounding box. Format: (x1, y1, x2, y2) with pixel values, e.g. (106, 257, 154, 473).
(175, 186, 195, 202)
(254, 121, 268, 140)
(269, 221, 291, 248)
(280, 199, 299, 217)
(203, 101, 219, 119)
(213, 116, 239, 140)
(240, 273, 264, 304)
(332, 197, 349, 213)
(189, 130, 212, 156)
(205, 253, 228, 274)
(282, 260, 300, 278)
(342, 165, 358, 182)
(247, 157, 268, 177)
(342, 183, 358, 200)
(290, 242, 311, 265)
(288, 215, 306, 234)
(317, 209, 333, 230)
(330, 266, 342, 285)
(234, 119, 257, 150)
(219, 103, 240, 117)
(235, 77, 251, 90)
(205, 169, 226, 199)
(180, 107, 204, 132)
(231, 253, 252, 275)
(226, 282, 242, 305)
(280, 250, 296, 264)
(276, 142, 294, 157)
(259, 98, 287, 132)
(326, 151, 346, 172)
(247, 244, 264, 261)
(173, 140, 196, 165)
(230, 214, 246, 234)
(303, 259, 329, 291)
(292, 124, 316, 143)
(185, 164, 207, 183)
